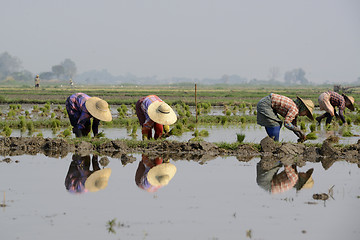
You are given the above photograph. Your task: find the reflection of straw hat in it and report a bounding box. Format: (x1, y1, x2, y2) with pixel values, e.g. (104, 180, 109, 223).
(147, 163, 177, 187)
(297, 97, 314, 121)
(147, 101, 177, 125)
(343, 94, 355, 111)
(295, 168, 314, 190)
(85, 168, 112, 192)
(85, 97, 112, 122)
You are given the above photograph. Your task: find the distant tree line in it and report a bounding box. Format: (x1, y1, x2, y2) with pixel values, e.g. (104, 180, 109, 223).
(1, 51, 359, 86)
(0, 51, 76, 85)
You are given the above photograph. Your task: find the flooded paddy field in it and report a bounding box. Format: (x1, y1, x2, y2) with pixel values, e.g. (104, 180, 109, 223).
(1, 152, 359, 240)
(2, 103, 360, 145)
(1, 87, 360, 239)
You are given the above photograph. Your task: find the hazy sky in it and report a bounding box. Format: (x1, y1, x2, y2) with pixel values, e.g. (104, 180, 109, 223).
(1, 0, 359, 83)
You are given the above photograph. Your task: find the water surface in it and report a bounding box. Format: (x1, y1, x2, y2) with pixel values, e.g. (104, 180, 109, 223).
(1, 153, 359, 239)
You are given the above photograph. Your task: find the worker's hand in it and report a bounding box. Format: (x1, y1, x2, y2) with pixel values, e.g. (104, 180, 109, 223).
(164, 125, 170, 133)
(142, 135, 148, 140)
(297, 134, 307, 143)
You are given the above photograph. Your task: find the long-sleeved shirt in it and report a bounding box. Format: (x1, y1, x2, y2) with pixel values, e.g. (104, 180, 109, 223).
(329, 91, 346, 123)
(141, 95, 164, 129)
(271, 93, 299, 131)
(66, 93, 99, 131)
(271, 165, 299, 194)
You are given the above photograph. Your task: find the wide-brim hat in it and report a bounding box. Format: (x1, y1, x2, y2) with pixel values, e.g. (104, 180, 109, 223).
(343, 95, 355, 111)
(295, 168, 314, 191)
(148, 101, 177, 125)
(85, 97, 112, 122)
(297, 97, 314, 121)
(147, 163, 177, 187)
(85, 168, 112, 192)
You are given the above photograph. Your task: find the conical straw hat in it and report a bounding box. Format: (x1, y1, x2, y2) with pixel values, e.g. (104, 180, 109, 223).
(147, 101, 177, 125)
(85, 97, 112, 122)
(85, 168, 112, 192)
(297, 97, 314, 121)
(147, 163, 177, 187)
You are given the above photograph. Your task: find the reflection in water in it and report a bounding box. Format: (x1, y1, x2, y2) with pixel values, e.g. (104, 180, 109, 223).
(256, 161, 314, 194)
(65, 154, 112, 194)
(135, 154, 177, 192)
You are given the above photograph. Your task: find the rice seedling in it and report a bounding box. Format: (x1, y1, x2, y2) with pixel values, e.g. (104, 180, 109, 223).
(130, 125, 138, 138)
(1, 125, 12, 137)
(300, 121, 306, 130)
(306, 132, 318, 140)
(240, 117, 246, 124)
(199, 129, 209, 137)
(32, 105, 39, 112)
(309, 123, 316, 132)
(346, 117, 352, 125)
(342, 127, 353, 137)
(236, 133, 245, 143)
(220, 116, 228, 125)
(27, 121, 34, 133)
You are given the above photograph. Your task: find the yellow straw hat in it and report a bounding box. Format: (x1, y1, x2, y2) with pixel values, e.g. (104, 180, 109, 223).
(85, 168, 112, 192)
(297, 97, 314, 121)
(147, 163, 177, 187)
(85, 97, 112, 122)
(295, 168, 314, 190)
(343, 95, 355, 111)
(147, 101, 177, 125)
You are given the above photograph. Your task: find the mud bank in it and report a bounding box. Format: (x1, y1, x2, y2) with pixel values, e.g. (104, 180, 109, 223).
(0, 137, 359, 167)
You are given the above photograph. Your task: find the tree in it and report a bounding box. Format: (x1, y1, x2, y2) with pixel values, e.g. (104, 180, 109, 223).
(0, 52, 22, 78)
(61, 58, 77, 79)
(284, 68, 308, 85)
(12, 70, 33, 82)
(39, 71, 55, 80)
(52, 65, 65, 79)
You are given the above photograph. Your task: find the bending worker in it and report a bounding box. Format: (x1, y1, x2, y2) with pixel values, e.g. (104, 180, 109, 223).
(136, 95, 177, 140)
(316, 91, 354, 125)
(257, 93, 314, 142)
(65, 93, 112, 137)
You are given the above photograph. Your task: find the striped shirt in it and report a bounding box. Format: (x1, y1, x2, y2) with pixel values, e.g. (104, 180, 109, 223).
(271, 93, 299, 130)
(141, 95, 163, 129)
(66, 93, 98, 130)
(271, 166, 299, 194)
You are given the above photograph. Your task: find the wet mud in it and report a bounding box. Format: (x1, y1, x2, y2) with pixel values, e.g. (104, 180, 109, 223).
(1, 136, 360, 168)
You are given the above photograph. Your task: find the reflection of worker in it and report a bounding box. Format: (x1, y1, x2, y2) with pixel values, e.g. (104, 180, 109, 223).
(256, 162, 314, 194)
(316, 91, 354, 125)
(34, 75, 40, 88)
(65, 154, 111, 194)
(136, 95, 177, 140)
(135, 154, 176, 192)
(65, 93, 112, 137)
(257, 93, 314, 142)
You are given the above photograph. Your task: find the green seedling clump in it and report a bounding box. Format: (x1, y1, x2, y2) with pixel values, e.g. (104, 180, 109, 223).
(236, 133, 245, 143)
(306, 132, 318, 140)
(199, 129, 209, 137)
(309, 123, 316, 132)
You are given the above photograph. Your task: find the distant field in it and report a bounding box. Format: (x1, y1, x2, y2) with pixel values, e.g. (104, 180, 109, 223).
(1, 84, 356, 106)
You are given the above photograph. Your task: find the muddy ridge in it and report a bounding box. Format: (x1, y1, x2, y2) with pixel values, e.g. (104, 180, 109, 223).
(0, 136, 359, 167)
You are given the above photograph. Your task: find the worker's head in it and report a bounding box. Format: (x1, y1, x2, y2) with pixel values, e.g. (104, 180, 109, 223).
(342, 94, 355, 111)
(295, 97, 314, 121)
(85, 97, 112, 122)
